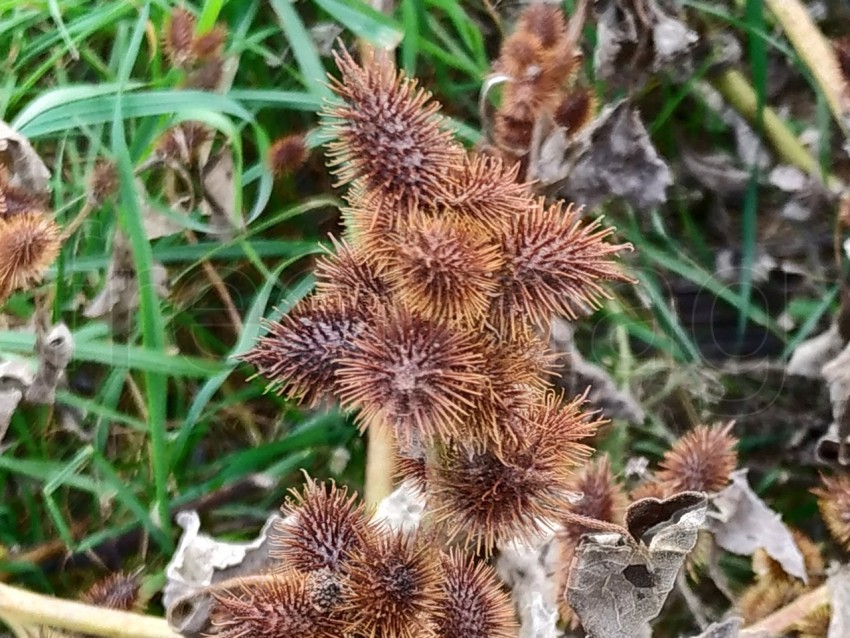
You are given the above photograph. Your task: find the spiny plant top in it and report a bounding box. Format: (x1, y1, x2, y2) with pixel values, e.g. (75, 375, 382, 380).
(210, 478, 517, 638)
(243, 45, 633, 554)
(0, 172, 61, 304)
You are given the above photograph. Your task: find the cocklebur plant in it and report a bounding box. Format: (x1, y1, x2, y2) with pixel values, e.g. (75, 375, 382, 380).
(219, 28, 634, 636)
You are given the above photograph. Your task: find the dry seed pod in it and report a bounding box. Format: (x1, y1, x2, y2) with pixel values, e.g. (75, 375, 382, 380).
(270, 476, 372, 574)
(268, 134, 309, 177)
(436, 549, 517, 638)
(0, 212, 61, 303)
(240, 295, 366, 407)
(341, 532, 443, 638)
(322, 48, 461, 206)
(163, 7, 196, 68)
(335, 307, 487, 445)
(81, 571, 144, 611)
(386, 213, 501, 324)
(813, 473, 850, 550)
(656, 422, 738, 495)
(210, 572, 339, 638)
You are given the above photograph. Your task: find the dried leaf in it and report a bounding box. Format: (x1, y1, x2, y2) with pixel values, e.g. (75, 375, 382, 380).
(84, 232, 169, 334)
(788, 324, 845, 378)
(828, 565, 850, 638)
(550, 317, 645, 424)
(823, 342, 850, 465)
(0, 388, 22, 446)
(25, 323, 72, 404)
(200, 148, 237, 238)
(374, 481, 425, 533)
(566, 492, 707, 638)
(707, 469, 807, 582)
(497, 535, 560, 638)
(593, 0, 697, 90)
(0, 358, 32, 448)
(536, 100, 672, 211)
(137, 179, 183, 240)
(163, 510, 281, 637)
(680, 146, 751, 195)
(690, 618, 742, 638)
(0, 121, 50, 194)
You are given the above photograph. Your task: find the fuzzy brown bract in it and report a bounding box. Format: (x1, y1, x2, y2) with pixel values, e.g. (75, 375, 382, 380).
(813, 473, 850, 550)
(268, 134, 308, 177)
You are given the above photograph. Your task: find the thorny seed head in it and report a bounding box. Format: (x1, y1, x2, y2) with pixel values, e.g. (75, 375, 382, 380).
(435, 549, 517, 638)
(81, 572, 144, 612)
(387, 214, 502, 323)
(163, 7, 196, 69)
(335, 307, 487, 445)
(87, 159, 120, 207)
(558, 455, 627, 548)
(492, 200, 633, 334)
(656, 422, 738, 495)
(439, 155, 535, 233)
(738, 578, 807, 625)
(209, 572, 338, 638)
(793, 603, 832, 638)
(314, 234, 389, 305)
(341, 532, 443, 638)
(192, 25, 228, 60)
(0, 212, 61, 303)
(395, 451, 428, 492)
(431, 394, 598, 553)
(270, 476, 372, 573)
(268, 134, 309, 177)
(555, 88, 597, 136)
(517, 3, 569, 51)
(240, 295, 365, 406)
(813, 474, 850, 551)
(322, 48, 461, 206)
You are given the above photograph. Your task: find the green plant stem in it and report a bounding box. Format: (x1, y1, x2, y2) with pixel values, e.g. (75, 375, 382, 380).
(711, 68, 824, 179)
(0, 582, 180, 638)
